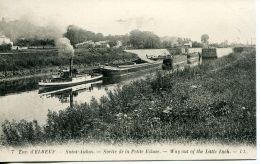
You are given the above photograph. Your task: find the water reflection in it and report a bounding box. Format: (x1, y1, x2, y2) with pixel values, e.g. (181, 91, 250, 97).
(39, 80, 103, 107)
(0, 77, 41, 96)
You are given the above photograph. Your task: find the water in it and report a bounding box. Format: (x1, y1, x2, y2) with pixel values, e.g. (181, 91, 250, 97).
(216, 48, 233, 57)
(0, 48, 233, 125)
(0, 71, 154, 125)
(187, 48, 233, 58)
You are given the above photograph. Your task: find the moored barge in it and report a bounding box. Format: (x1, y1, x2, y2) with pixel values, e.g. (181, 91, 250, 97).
(99, 49, 170, 77)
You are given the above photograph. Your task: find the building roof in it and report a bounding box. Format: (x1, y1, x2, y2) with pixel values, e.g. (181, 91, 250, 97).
(95, 40, 109, 45)
(124, 49, 170, 63)
(75, 40, 95, 47)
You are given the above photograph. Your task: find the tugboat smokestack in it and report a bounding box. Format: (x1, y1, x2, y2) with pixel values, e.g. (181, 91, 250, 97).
(70, 56, 73, 77)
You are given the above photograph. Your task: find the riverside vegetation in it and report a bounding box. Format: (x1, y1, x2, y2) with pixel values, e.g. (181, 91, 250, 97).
(0, 48, 138, 79)
(0, 50, 255, 146)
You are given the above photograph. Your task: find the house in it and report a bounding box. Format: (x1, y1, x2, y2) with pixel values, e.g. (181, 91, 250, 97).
(75, 40, 95, 48)
(95, 40, 110, 48)
(183, 41, 192, 48)
(182, 41, 193, 54)
(11, 46, 28, 50)
(0, 35, 13, 46)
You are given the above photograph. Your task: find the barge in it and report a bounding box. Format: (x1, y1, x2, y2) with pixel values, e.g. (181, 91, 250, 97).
(99, 49, 170, 77)
(100, 61, 162, 77)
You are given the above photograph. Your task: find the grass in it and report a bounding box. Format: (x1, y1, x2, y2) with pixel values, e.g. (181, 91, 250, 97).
(0, 50, 256, 146)
(0, 48, 138, 79)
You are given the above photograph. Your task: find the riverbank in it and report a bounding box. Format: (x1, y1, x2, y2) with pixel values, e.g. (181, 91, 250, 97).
(0, 48, 138, 81)
(0, 65, 99, 83)
(0, 50, 256, 146)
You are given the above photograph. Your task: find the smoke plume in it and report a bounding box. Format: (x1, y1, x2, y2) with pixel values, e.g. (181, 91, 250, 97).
(55, 37, 74, 57)
(0, 17, 63, 41)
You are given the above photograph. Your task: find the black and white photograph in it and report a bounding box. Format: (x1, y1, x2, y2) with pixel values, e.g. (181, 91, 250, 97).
(0, 0, 257, 162)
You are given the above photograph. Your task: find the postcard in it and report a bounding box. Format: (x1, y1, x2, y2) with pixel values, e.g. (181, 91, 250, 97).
(0, 0, 256, 162)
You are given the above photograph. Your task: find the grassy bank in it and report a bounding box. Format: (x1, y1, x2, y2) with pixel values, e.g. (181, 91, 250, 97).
(0, 48, 138, 79)
(0, 50, 255, 146)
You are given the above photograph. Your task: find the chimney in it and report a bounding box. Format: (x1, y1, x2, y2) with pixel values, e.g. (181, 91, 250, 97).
(70, 56, 73, 77)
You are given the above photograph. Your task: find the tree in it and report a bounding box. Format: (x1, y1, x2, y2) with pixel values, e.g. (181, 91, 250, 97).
(95, 33, 104, 42)
(201, 34, 209, 48)
(0, 43, 12, 51)
(108, 40, 117, 48)
(129, 30, 161, 49)
(177, 37, 184, 45)
(64, 25, 105, 47)
(162, 41, 172, 48)
(16, 38, 55, 47)
(192, 41, 202, 48)
(63, 25, 79, 47)
(201, 34, 209, 43)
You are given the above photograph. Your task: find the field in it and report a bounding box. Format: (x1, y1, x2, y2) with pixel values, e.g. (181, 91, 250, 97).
(0, 50, 256, 146)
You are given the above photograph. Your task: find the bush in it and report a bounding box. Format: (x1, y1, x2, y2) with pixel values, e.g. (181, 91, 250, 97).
(0, 43, 12, 51)
(1, 119, 43, 145)
(1, 50, 256, 145)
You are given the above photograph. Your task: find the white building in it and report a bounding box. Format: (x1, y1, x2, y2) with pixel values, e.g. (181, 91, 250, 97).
(0, 35, 13, 46)
(75, 40, 95, 48)
(11, 46, 28, 50)
(95, 40, 110, 48)
(183, 41, 192, 48)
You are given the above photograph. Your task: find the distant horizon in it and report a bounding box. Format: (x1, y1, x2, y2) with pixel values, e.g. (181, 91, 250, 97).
(0, 0, 256, 44)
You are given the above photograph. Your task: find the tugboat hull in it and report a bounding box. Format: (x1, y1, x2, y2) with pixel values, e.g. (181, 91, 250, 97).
(38, 74, 103, 88)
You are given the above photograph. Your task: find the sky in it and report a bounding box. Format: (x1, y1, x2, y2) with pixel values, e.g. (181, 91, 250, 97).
(0, 0, 256, 44)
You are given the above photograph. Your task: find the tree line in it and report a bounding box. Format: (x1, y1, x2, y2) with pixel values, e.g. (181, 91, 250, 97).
(64, 26, 172, 49)
(63, 25, 130, 48)
(63, 26, 204, 49)
(16, 38, 55, 47)
(1, 17, 205, 49)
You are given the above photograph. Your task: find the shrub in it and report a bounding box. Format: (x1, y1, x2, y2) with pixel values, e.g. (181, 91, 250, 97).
(1, 119, 44, 145)
(1, 50, 256, 145)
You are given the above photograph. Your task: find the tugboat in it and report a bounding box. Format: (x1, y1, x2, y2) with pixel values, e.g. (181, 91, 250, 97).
(38, 69, 102, 88)
(39, 57, 102, 88)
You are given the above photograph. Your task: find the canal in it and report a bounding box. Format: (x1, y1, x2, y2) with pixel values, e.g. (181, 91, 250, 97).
(0, 48, 232, 125)
(0, 69, 156, 125)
